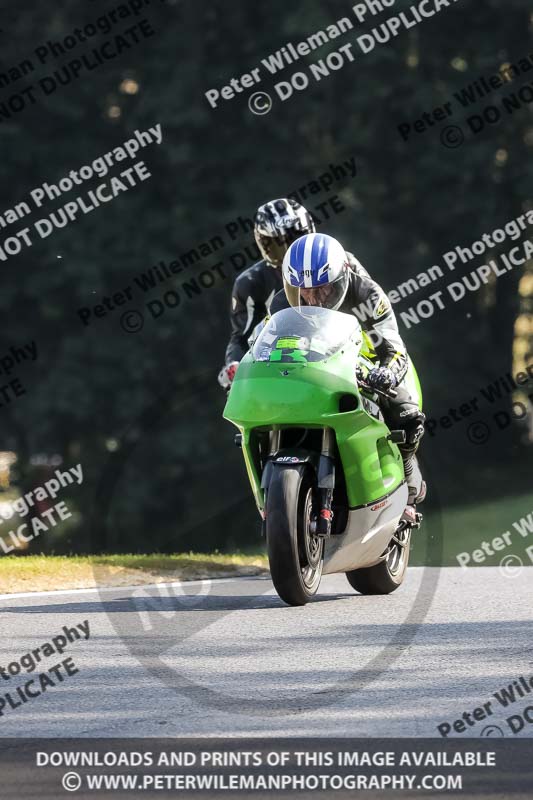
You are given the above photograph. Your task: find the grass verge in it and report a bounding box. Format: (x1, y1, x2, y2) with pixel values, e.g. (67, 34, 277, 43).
(0, 552, 269, 594)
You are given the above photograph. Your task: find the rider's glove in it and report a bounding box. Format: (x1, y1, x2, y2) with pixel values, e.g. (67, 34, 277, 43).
(218, 361, 239, 391)
(367, 366, 398, 392)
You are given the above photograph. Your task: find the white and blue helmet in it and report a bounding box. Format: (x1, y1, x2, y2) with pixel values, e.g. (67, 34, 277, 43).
(282, 233, 350, 310)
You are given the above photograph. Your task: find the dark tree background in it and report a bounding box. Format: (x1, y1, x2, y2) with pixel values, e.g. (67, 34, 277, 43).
(0, 0, 531, 556)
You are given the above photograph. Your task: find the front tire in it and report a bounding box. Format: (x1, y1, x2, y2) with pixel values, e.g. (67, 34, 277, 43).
(266, 465, 323, 606)
(346, 525, 411, 595)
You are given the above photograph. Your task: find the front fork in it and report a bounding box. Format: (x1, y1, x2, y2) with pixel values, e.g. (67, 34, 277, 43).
(264, 427, 336, 538)
(316, 428, 335, 537)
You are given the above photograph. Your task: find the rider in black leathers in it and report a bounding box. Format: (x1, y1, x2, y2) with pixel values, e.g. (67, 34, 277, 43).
(272, 232, 426, 520)
(219, 198, 369, 385)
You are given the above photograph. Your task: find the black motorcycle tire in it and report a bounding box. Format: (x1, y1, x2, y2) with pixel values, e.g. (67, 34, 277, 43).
(345, 525, 411, 595)
(266, 465, 323, 606)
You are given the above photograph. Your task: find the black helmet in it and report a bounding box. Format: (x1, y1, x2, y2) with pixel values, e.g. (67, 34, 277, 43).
(254, 198, 315, 268)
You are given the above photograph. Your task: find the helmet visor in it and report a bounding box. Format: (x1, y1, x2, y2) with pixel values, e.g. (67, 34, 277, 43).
(256, 227, 309, 268)
(284, 272, 348, 310)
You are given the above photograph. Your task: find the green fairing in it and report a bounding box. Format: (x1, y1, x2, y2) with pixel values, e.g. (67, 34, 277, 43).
(224, 309, 422, 514)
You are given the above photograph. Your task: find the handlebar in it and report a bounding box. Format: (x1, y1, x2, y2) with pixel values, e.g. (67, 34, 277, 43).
(358, 379, 397, 399)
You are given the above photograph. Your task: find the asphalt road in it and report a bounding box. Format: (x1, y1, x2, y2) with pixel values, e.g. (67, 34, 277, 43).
(0, 567, 532, 739)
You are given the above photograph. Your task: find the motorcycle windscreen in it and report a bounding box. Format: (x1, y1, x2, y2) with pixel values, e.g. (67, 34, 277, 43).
(252, 306, 361, 364)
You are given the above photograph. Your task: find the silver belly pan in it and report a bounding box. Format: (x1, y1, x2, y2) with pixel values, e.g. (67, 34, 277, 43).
(322, 482, 408, 574)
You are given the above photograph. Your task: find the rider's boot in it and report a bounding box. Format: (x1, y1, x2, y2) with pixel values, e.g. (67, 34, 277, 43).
(381, 388, 426, 526)
(401, 453, 426, 526)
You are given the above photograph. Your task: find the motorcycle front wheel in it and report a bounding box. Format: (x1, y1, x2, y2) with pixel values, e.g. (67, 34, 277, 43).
(266, 465, 323, 606)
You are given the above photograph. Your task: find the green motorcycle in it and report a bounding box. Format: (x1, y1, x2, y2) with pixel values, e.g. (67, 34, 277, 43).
(224, 305, 423, 606)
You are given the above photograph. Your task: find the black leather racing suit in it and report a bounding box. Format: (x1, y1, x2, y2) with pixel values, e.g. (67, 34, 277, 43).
(269, 264, 425, 498)
(225, 253, 369, 364)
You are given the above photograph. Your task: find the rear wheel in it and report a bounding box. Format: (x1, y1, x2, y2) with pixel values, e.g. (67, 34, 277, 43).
(266, 465, 323, 606)
(345, 525, 411, 595)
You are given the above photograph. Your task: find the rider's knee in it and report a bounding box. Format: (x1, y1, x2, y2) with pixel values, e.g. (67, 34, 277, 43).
(399, 418, 425, 456)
